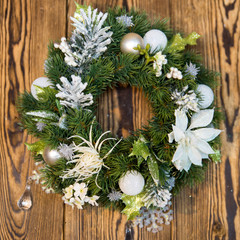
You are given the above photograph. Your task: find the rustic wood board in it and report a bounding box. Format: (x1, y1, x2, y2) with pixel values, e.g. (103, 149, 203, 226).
(0, 0, 239, 239)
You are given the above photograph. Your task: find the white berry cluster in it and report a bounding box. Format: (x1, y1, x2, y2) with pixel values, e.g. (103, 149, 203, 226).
(166, 67, 182, 79)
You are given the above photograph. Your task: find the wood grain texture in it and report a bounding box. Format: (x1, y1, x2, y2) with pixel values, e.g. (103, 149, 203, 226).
(0, 0, 239, 239)
(0, 0, 66, 239)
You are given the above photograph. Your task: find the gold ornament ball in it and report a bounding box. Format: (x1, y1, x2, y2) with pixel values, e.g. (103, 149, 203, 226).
(120, 33, 144, 54)
(43, 146, 62, 166)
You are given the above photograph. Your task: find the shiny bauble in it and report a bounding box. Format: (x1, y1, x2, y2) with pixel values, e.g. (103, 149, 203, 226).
(143, 29, 168, 53)
(120, 33, 144, 54)
(119, 170, 145, 196)
(43, 146, 62, 166)
(197, 84, 214, 109)
(31, 77, 53, 100)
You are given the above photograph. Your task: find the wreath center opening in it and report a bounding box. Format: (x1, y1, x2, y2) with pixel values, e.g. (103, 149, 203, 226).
(97, 85, 153, 138)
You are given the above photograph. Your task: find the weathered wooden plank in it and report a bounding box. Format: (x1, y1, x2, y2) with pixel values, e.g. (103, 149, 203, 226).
(1, 0, 239, 239)
(168, 0, 240, 240)
(0, 0, 67, 239)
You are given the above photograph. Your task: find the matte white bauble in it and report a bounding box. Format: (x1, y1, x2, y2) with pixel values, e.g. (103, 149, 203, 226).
(43, 146, 62, 166)
(143, 29, 168, 53)
(197, 84, 214, 109)
(119, 170, 145, 196)
(31, 77, 53, 100)
(120, 33, 144, 54)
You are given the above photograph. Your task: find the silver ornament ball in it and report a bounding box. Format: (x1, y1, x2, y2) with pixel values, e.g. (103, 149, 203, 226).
(143, 29, 168, 53)
(31, 77, 53, 100)
(119, 170, 145, 196)
(197, 84, 214, 109)
(120, 33, 144, 54)
(43, 146, 62, 166)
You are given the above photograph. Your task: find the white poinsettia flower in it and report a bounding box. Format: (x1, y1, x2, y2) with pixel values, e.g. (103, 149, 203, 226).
(168, 109, 221, 172)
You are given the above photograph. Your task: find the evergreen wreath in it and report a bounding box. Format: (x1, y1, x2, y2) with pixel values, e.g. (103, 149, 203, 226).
(17, 5, 222, 233)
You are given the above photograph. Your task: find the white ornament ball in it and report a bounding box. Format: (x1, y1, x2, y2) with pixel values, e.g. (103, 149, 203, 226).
(143, 29, 168, 53)
(31, 77, 53, 100)
(197, 84, 214, 109)
(120, 33, 144, 54)
(43, 146, 62, 166)
(119, 170, 145, 196)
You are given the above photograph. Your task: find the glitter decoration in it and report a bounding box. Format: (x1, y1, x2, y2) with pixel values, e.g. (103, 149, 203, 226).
(58, 143, 74, 160)
(134, 204, 173, 233)
(56, 75, 93, 110)
(171, 85, 199, 112)
(36, 122, 46, 131)
(108, 190, 122, 201)
(116, 15, 134, 27)
(142, 185, 172, 208)
(185, 62, 200, 79)
(54, 6, 113, 73)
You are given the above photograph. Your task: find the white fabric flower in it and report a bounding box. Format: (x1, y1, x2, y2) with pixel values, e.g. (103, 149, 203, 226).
(62, 182, 100, 209)
(63, 185, 74, 199)
(85, 195, 99, 206)
(62, 197, 75, 208)
(153, 51, 167, 77)
(73, 182, 88, 199)
(168, 109, 221, 171)
(74, 196, 85, 209)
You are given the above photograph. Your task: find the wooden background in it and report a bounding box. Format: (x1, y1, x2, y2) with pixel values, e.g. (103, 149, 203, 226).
(0, 0, 239, 239)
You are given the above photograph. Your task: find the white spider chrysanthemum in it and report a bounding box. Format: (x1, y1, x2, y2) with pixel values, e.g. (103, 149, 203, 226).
(61, 121, 121, 188)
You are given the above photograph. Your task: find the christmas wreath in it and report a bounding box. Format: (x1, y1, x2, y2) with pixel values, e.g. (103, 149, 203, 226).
(17, 5, 222, 233)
